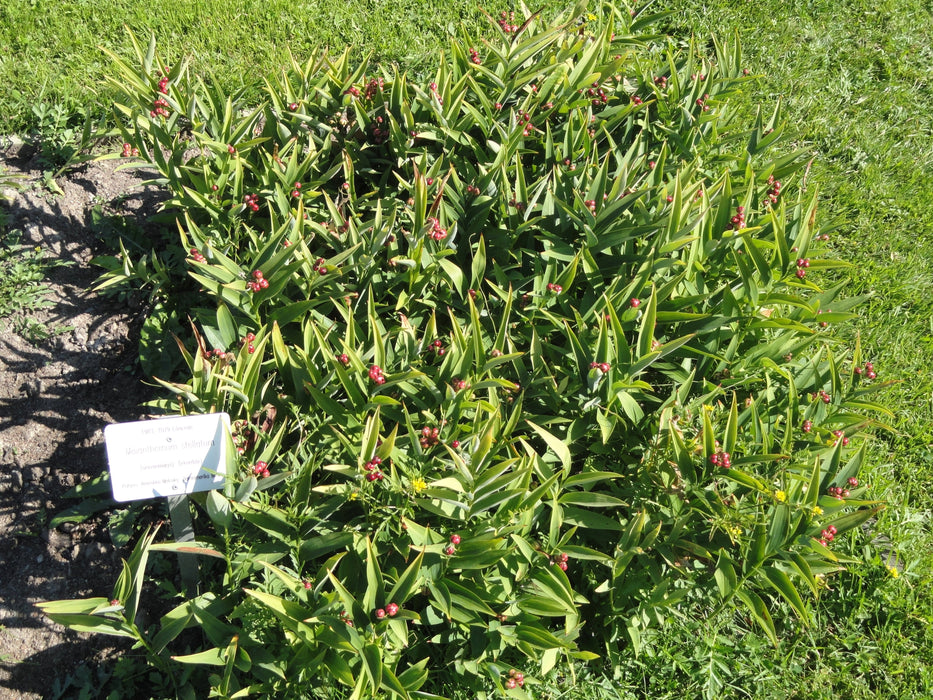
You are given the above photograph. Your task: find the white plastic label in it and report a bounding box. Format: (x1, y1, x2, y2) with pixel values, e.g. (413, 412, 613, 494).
(104, 413, 230, 502)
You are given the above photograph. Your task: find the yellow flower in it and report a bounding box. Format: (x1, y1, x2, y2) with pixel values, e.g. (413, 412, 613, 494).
(411, 477, 427, 493)
(887, 565, 900, 579)
(811, 505, 823, 516)
(774, 490, 787, 503)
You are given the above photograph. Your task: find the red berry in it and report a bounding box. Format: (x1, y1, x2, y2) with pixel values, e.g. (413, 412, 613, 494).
(450, 534, 461, 545)
(630, 298, 640, 308)
(444, 545, 456, 555)
(375, 608, 386, 619)
(386, 602, 399, 616)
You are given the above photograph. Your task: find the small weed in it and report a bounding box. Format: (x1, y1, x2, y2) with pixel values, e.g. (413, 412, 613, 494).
(0, 230, 70, 342)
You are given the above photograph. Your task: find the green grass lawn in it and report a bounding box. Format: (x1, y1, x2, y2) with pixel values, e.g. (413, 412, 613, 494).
(4, 0, 932, 697)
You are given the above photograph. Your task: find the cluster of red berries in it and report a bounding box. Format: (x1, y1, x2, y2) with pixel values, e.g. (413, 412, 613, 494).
(832, 430, 850, 447)
(549, 552, 570, 571)
(252, 460, 270, 478)
(765, 175, 782, 205)
(339, 609, 353, 626)
(247, 269, 269, 293)
(243, 193, 260, 212)
(584, 198, 597, 213)
(452, 378, 470, 391)
(368, 115, 388, 144)
(490, 348, 503, 357)
(498, 11, 519, 33)
(727, 205, 746, 231)
(232, 419, 257, 455)
(157, 73, 170, 94)
(508, 198, 527, 211)
(363, 456, 385, 482)
(364, 77, 384, 100)
(369, 365, 386, 385)
(854, 361, 877, 380)
(709, 450, 732, 468)
(811, 389, 831, 404)
(586, 82, 609, 106)
(150, 96, 170, 119)
(690, 73, 707, 81)
(344, 85, 361, 98)
(425, 217, 448, 242)
(444, 533, 462, 555)
(589, 361, 612, 373)
(631, 95, 644, 105)
(312, 257, 328, 275)
(802, 419, 813, 433)
(120, 142, 139, 158)
(827, 478, 857, 499)
(428, 82, 443, 105)
(374, 602, 400, 619)
(503, 668, 526, 689)
(429, 339, 445, 356)
(189, 247, 206, 263)
(469, 47, 482, 65)
(816, 524, 838, 546)
(290, 182, 302, 198)
(336, 352, 350, 365)
(795, 257, 811, 279)
(466, 184, 481, 196)
(419, 426, 440, 449)
(654, 75, 669, 89)
(241, 332, 256, 354)
(515, 109, 534, 137)
(630, 298, 641, 308)
(695, 94, 711, 112)
(546, 282, 563, 294)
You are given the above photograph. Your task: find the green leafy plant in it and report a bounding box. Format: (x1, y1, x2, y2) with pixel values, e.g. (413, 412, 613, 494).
(0, 228, 70, 341)
(44, 4, 891, 697)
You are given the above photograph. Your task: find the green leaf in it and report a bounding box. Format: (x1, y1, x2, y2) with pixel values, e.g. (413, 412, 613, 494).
(557, 492, 626, 508)
(734, 589, 777, 645)
(387, 549, 425, 605)
(761, 565, 809, 621)
(361, 644, 383, 693)
(526, 420, 571, 474)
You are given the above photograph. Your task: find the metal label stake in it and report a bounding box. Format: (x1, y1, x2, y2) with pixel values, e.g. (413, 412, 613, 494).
(167, 494, 200, 595)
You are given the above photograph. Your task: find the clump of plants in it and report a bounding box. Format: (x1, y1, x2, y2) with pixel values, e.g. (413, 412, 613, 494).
(42, 4, 891, 698)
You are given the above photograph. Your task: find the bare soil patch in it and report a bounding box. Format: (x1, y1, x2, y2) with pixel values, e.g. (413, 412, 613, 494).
(0, 139, 164, 698)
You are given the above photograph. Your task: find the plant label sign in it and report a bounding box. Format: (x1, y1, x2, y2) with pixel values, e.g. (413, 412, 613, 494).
(105, 413, 230, 502)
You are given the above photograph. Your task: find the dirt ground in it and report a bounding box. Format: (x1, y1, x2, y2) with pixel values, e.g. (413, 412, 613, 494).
(0, 138, 164, 698)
